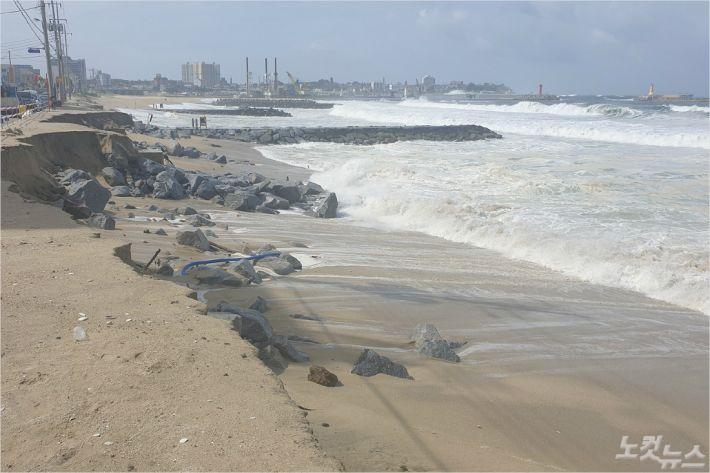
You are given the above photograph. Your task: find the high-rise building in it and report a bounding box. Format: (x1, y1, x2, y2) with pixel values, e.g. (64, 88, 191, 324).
(181, 62, 221, 88)
(94, 70, 111, 89)
(1, 64, 40, 88)
(422, 75, 436, 93)
(51, 57, 86, 91)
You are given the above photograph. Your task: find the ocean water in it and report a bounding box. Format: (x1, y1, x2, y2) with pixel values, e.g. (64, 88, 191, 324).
(123, 97, 709, 314)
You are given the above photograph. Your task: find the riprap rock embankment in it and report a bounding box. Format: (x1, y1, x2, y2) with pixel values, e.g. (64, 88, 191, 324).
(139, 124, 503, 145)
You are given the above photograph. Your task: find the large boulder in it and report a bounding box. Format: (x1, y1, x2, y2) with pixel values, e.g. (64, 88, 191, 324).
(411, 323, 461, 362)
(249, 296, 267, 313)
(65, 179, 111, 214)
(106, 153, 129, 170)
(169, 141, 184, 156)
(159, 167, 188, 184)
(411, 323, 443, 346)
(270, 182, 302, 203)
(181, 147, 201, 158)
(248, 173, 267, 184)
(60, 169, 91, 184)
(314, 192, 338, 218)
(255, 256, 294, 275)
(137, 157, 165, 176)
(280, 253, 302, 270)
(216, 304, 272, 343)
(299, 181, 324, 198)
(62, 200, 92, 219)
(176, 228, 210, 251)
(187, 267, 248, 287)
(185, 214, 215, 227)
(259, 345, 288, 370)
(157, 262, 174, 276)
(416, 339, 460, 362)
(178, 206, 198, 215)
(194, 180, 218, 200)
(101, 167, 126, 186)
(110, 186, 132, 197)
(87, 213, 116, 230)
(255, 205, 279, 215)
(186, 173, 207, 193)
(258, 193, 290, 210)
(351, 349, 410, 379)
(224, 191, 260, 212)
(271, 335, 310, 362)
(233, 260, 262, 284)
(153, 170, 186, 199)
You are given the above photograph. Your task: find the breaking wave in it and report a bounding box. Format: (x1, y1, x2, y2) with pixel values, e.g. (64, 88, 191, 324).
(260, 140, 709, 315)
(402, 98, 644, 118)
(328, 101, 710, 149)
(668, 104, 710, 114)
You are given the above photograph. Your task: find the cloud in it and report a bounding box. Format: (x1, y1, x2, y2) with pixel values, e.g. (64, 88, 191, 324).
(417, 8, 469, 28)
(308, 40, 324, 51)
(589, 28, 617, 45)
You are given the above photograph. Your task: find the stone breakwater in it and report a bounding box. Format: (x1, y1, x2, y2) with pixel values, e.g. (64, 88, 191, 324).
(214, 98, 335, 109)
(137, 124, 503, 145)
(169, 107, 292, 117)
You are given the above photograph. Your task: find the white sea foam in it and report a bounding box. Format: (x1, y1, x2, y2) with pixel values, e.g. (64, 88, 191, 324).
(327, 101, 710, 149)
(404, 98, 643, 118)
(259, 137, 709, 315)
(668, 104, 710, 114)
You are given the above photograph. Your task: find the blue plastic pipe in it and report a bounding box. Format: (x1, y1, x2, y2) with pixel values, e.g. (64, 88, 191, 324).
(179, 251, 281, 276)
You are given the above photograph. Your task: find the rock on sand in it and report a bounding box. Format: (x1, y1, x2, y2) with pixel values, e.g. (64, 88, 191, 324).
(351, 349, 410, 379)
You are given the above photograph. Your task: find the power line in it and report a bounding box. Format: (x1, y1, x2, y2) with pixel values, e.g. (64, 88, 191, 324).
(1, 54, 45, 60)
(12, 0, 50, 52)
(2, 38, 40, 46)
(0, 5, 40, 14)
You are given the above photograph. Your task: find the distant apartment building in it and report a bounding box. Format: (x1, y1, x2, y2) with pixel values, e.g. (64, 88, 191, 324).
(422, 75, 436, 93)
(51, 56, 87, 91)
(92, 69, 111, 89)
(181, 62, 221, 88)
(1, 64, 41, 89)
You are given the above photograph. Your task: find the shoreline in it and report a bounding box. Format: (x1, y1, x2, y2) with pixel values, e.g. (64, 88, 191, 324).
(2, 97, 708, 471)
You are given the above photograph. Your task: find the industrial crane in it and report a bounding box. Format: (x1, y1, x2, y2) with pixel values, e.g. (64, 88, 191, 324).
(286, 72, 305, 96)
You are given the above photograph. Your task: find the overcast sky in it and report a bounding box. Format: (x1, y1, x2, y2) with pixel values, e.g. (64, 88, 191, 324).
(2, 1, 708, 96)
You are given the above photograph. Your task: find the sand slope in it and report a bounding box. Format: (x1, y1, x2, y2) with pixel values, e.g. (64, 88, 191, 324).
(0, 183, 340, 471)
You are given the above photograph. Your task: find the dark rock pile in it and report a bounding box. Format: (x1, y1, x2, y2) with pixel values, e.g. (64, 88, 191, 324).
(136, 124, 502, 145)
(213, 98, 334, 109)
(169, 107, 292, 117)
(54, 158, 337, 219)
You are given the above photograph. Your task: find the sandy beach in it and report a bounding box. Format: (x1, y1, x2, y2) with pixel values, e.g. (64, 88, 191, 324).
(1, 95, 707, 472)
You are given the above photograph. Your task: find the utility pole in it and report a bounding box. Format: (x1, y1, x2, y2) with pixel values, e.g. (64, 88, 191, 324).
(63, 25, 72, 94)
(245, 57, 249, 96)
(40, 0, 54, 106)
(273, 58, 278, 97)
(264, 57, 269, 94)
(50, 1, 65, 103)
(7, 51, 14, 84)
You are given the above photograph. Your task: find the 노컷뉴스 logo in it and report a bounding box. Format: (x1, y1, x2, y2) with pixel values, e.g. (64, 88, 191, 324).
(615, 435, 706, 469)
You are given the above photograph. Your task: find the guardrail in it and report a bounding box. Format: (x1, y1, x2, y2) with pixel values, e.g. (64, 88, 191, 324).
(0, 102, 48, 128)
